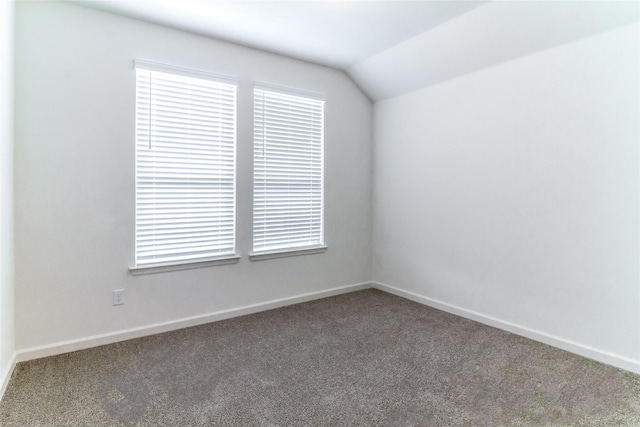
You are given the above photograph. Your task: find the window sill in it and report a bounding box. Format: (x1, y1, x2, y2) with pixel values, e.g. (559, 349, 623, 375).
(249, 245, 328, 262)
(130, 254, 240, 276)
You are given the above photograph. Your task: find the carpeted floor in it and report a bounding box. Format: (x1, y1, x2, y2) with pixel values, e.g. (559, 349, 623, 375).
(1, 289, 639, 426)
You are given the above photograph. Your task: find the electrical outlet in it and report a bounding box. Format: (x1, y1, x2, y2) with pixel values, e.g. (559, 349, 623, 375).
(113, 289, 125, 306)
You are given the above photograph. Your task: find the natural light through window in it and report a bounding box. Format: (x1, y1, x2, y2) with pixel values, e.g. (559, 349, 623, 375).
(133, 61, 237, 270)
(252, 85, 325, 258)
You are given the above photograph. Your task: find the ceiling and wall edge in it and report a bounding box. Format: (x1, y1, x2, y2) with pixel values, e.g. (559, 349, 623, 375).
(69, 1, 638, 103)
(346, 1, 639, 102)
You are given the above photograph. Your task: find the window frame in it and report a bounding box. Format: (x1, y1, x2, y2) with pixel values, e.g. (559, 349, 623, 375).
(130, 60, 240, 275)
(250, 83, 327, 261)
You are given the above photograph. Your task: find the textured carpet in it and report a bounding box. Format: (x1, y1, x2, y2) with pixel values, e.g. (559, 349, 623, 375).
(1, 289, 639, 426)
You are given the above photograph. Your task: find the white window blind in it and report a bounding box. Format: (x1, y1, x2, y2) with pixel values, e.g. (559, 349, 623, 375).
(253, 85, 325, 253)
(135, 63, 237, 267)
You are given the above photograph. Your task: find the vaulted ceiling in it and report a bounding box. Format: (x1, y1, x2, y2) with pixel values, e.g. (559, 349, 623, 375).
(73, 1, 638, 101)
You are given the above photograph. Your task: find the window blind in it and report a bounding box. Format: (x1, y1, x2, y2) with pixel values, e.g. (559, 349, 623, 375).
(135, 64, 237, 267)
(253, 86, 325, 253)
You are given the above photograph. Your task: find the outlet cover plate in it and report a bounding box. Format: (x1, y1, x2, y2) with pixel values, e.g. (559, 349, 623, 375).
(113, 289, 125, 306)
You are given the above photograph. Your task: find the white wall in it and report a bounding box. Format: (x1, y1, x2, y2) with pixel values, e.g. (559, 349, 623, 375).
(373, 23, 640, 371)
(0, 0, 15, 392)
(14, 2, 372, 351)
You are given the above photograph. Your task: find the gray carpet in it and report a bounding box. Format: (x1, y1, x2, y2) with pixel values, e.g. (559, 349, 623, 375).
(1, 289, 639, 426)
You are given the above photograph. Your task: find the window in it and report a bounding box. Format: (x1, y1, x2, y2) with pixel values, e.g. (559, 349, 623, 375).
(133, 61, 238, 271)
(252, 85, 326, 258)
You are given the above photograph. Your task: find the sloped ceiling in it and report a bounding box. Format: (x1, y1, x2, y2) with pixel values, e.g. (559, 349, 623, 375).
(72, 0, 485, 69)
(348, 1, 639, 101)
(72, 0, 638, 102)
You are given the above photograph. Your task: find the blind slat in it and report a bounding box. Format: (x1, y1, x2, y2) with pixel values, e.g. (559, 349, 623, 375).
(135, 66, 236, 266)
(253, 87, 324, 253)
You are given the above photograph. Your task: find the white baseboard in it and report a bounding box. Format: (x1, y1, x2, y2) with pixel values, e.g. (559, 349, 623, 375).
(16, 282, 371, 363)
(11, 280, 640, 384)
(372, 281, 640, 375)
(0, 352, 17, 402)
